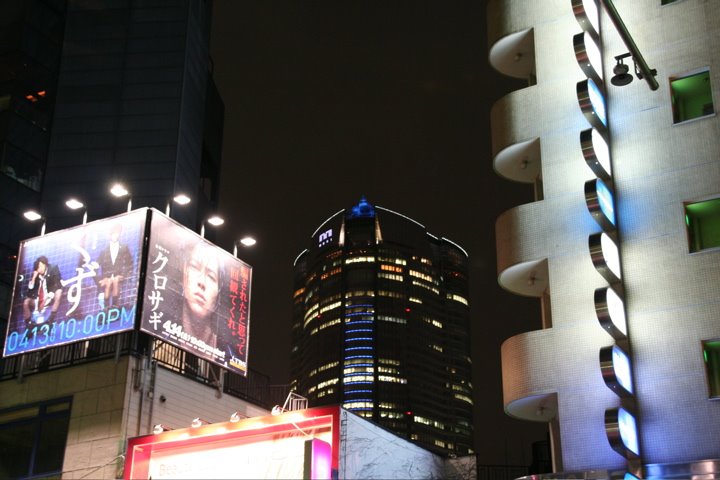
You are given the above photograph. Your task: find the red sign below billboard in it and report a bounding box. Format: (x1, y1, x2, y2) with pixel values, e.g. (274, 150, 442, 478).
(124, 407, 339, 480)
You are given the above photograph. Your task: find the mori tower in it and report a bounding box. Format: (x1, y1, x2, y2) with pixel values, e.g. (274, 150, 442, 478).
(291, 197, 474, 456)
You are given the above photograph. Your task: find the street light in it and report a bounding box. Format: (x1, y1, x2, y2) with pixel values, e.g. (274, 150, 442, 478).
(23, 210, 46, 236)
(233, 236, 257, 256)
(110, 183, 131, 212)
(165, 193, 191, 217)
(200, 215, 224, 238)
(65, 198, 88, 224)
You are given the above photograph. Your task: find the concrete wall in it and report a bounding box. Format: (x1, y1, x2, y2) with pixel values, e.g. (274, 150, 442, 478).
(0, 354, 269, 479)
(340, 409, 475, 480)
(0, 357, 131, 479)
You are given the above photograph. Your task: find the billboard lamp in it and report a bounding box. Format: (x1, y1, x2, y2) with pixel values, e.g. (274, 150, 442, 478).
(165, 193, 191, 217)
(233, 236, 257, 256)
(23, 210, 46, 236)
(65, 198, 88, 224)
(110, 183, 132, 212)
(200, 215, 224, 238)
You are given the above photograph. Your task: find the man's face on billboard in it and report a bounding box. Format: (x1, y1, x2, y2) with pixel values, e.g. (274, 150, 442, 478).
(183, 243, 220, 320)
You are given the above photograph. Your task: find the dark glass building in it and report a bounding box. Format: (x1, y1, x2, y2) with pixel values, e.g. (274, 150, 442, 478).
(0, 0, 223, 339)
(291, 197, 474, 456)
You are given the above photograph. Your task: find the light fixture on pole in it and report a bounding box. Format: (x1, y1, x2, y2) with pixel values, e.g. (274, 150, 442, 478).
(200, 215, 224, 238)
(110, 183, 131, 212)
(598, 0, 658, 90)
(233, 236, 257, 256)
(65, 198, 88, 224)
(611, 53, 633, 86)
(165, 193, 191, 217)
(23, 210, 46, 236)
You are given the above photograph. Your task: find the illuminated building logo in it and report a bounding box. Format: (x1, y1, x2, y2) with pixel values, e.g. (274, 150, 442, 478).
(318, 229, 333, 247)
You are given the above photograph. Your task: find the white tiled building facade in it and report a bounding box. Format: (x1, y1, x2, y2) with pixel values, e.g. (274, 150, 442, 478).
(488, 0, 719, 477)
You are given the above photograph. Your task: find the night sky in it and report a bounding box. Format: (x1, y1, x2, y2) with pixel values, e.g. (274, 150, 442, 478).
(210, 1, 546, 464)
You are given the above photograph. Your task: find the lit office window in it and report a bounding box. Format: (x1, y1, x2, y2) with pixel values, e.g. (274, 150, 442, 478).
(422, 317, 443, 328)
(319, 361, 339, 372)
(685, 197, 720, 252)
(378, 375, 407, 384)
(343, 401, 374, 410)
(447, 294, 469, 305)
(378, 272, 404, 282)
(344, 367, 375, 375)
(379, 257, 406, 265)
(412, 281, 439, 294)
(316, 378, 339, 389)
(377, 315, 406, 324)
(381, 264, 403, 273)
(0, 398, 72, 479)
(671, 70, 714, 123)
(318, 319, 341, 331)
(345, 256, 376, 264)
(319, 301, 342, 314)
(703, 340, 720, 398)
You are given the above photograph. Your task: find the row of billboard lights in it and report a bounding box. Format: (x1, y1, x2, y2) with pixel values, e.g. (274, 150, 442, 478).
(152, 404, 296, 435)
(573, 0, 641, 471)
(152, 412, 246, 434)
(22, 183, 257, 250)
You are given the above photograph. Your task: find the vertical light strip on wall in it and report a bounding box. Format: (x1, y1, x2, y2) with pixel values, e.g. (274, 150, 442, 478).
(573, 0, 641, 471)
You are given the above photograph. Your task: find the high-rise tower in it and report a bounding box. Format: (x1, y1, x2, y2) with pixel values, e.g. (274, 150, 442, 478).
(489, 0, 719, 477)
(291, 197, 474, 456)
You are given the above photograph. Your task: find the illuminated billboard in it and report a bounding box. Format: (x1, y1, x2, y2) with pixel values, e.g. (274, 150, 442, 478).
(124, 407, 339, 480)
(139, 212, 252, 375)
(3, 209, 146, 356)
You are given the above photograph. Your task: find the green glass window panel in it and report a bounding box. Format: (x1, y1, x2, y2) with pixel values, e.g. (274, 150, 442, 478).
(704, 340, 720, 398)
(671, 70, 714, 123)
(685, 198, 720, 252)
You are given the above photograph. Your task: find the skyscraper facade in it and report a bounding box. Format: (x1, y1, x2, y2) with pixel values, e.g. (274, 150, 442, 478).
(488, 0, 719, 477)
(291, 197, 474, 456)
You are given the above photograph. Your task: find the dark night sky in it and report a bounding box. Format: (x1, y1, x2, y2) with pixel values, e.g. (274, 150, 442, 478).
(209, 1, 546, 464)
